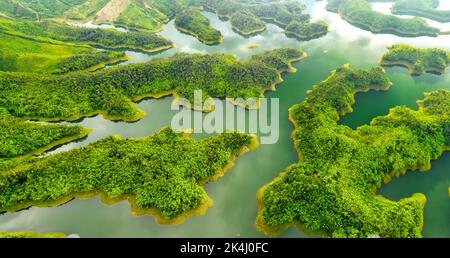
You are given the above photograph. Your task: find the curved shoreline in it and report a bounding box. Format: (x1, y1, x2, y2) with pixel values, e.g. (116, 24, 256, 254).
(380, 59, 447, 76)
(1, 134, 259, 225)
(285, 29, 328, 41)
(81, 54, 129, 73)
(174, 24, 223, 46)
(22, 127, 92, 158)
(339, 13, 440, 37)
(232, 26, 266, 37)
(392, 8, 450, 23)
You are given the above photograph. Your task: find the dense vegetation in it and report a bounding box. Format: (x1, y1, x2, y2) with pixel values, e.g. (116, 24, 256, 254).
(0, 32, 121, 74)
(175, 8, 222, 45)
(381, 44, 450, 75)
(0, 48, 305, 121)
(0, 0, 89, 19)
(0, 19, 173, 53)
(0, 109, 89, 158)
(327, 0, 441, 37)
(56, 51, 126, 73)
(0, 232, 66, 238)
(0, 128, 257, 222)
(200, 0, 329, 40)
(257, 65, 450, 238)
(65, 0, 111, 21)
(285, 20, 328, 40)
(392, 0, 450, 23)
(230, 11, 266, 35)
(113, 0, 180, 32)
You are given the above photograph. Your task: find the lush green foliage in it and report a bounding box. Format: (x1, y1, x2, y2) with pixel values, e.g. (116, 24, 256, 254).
(65, 0, 111, 21)
(56, 51, 126, 73)
(0, 109, 86, 158)
(285, 20, 328, 40)
(175, 8, 222, 45)
(0, 48, 304, 121)
(328, 0, 440, 37)
(200, 0, 329, 39)
(381, 44, 450, 75)
(113, 0, 192, 32)
(0, 232, 66, 238)
(392, 0, 450, 23)
(0, 128, 255, 220)
(230, 11, 266, 35)
(0, 19, 173, 52)
(0, 32, 116, 74)
(0, 0, 89, 19)
(257, 65, 450, 238)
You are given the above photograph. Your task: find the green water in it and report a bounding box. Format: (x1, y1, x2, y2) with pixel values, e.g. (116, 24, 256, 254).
(0, 1, 449, 237)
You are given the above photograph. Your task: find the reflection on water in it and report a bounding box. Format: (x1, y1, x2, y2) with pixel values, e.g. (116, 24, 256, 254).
(1, 0, 449, 237)
(371, 1, 450, 32)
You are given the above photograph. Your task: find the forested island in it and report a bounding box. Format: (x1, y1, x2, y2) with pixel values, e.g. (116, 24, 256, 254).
(0, 232, 66, 238)
(256, 65, 450, 238)
(392, 0, 450, 23)
(0, 48, 305, 122)
(381, 44, 450, 75)
(327, 0, 441, 37)
(202, 0, 329, 40)
(0, 128, 258, 224)
(0, 109, 90, 158)
(175, 8, 223, 45)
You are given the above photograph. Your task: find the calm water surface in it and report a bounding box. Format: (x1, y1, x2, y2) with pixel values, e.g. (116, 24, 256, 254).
(0, 0, 448, 237)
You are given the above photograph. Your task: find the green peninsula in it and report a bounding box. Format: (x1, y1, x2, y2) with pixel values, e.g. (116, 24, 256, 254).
(256, 65, 450, 238)
(0, 19, 173, 53)
(327, 0, 441, 37)
(175, 8, 222, 45)
(0, 109, 90, 158)
(381, 44, 450, 75)
(0, 128, 257, 224)
(392, 0, 450, 23)
(0, 31, 125, 74)
(0, 48, 305, 122)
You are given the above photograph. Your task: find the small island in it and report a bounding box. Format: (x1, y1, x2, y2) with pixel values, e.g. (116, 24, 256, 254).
(230, 11, 266, 36)
(381, 44, 450, 75)
(0, 109, 91, 158)
(327, 0, 441, 37)
(175, 8, 223, 45)
(256, 64, 450, 238)
(0, 128, 258, 224)
(0, 48, 306, 122)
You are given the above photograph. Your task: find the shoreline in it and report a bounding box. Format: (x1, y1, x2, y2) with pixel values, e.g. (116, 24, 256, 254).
(232, 26, 266, 37)
(1, 133, 260, 225)
(339, 14, 440, 37)
(380, 59, 447, 76)
(22, 127, 92, 158)
(174, 24, 223, 46)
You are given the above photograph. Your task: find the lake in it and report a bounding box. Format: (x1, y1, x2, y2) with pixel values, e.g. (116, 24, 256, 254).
(0, 0, 448, 237)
